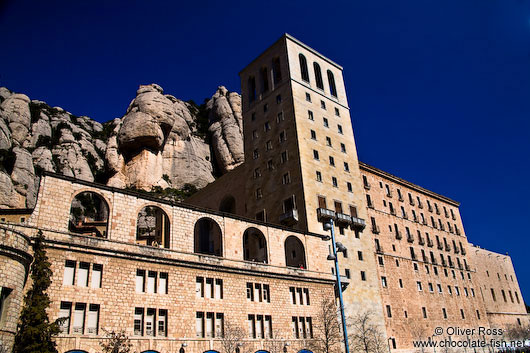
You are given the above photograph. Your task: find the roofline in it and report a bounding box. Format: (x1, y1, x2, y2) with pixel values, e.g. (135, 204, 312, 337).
(358, 161, 460, 207)
(239, 33, 343, 76)
(41, 172, 328, 240)
(468, 243, 510, 258)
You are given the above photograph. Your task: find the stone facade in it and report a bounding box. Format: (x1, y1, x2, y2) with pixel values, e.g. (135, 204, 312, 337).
(0, 34, 528, 353)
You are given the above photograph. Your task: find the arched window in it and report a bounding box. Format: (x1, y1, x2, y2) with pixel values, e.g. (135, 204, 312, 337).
(69, 191, 109, 238)
(299, 54, 310, 83)
(313, 62, 323, 90)
(260, 67, 269, 94)
(327, 70, 337, 97)
(194, 218, 223, 256)
(243, 227, 268, 263)
(219, 195, 236, 214)
(248, 76, 257, 103)
(272, 57, 282, 85)
(285, 236, 306, 269)
(136, 206, 170, 248)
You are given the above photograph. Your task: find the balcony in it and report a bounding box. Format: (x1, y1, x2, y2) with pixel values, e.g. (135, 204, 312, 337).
(465, 264, 470, 271)
(409, 199, 415, 206)
(428, 205, 433, 212)
(445, 244, 451, 252)
(398, 195, 404, 202)
(427, 239, 433, 247)
(448, 261, 454, 268)
(387, 191, 393, 198)
(422, 254, 428, 263)
(457, 263, 463, 270)
(441, 259, 447, 266)
(364, 182, 371, 190)
(461, 247, 466, 255)
(437, 243, 443, 250)
(376, 245, 384, 254)
(372, 225, 380, 234)
(418, 237, 425, 246)
(336, 212, 353, 226)
(367, 202, 374, 209)
(418, 202, 423, 209)
(411, 253, 417, 261)
(280, 209, 299, 226)
(454, 247, 460, 254)
(395, 231, 402, 240)
(431, 258, 438, 265)
(317, 208, 336, 222)
(455, 228, 461, 236)
(351, 216, 366, 231)
(390, 208, 396, 216)
(407, 235, 414, 243)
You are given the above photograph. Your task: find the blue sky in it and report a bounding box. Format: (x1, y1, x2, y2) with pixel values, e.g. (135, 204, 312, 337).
(1, 1, 529, 303)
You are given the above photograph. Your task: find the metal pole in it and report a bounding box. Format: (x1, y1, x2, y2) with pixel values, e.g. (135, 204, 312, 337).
(329, 219, 350, 353)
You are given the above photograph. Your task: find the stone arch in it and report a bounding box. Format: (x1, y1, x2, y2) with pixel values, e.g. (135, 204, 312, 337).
(243, 227, 268, 263)
(69, 191, 109, 238)
(194, 217, 222, 256)
(136, 205, 170, 248)
(219, 195, 236, 214)
(285, 236, 306, 269)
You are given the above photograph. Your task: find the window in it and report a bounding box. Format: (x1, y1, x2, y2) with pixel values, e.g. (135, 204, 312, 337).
(77, 262, 89, 287)
(63, 260, 76, 285)
(306, 93, 311, 102)
(437, 284, 442, 293)
(254, 168, 261, 179)
(428, 283, 434, 292)
(73, 303, 86, 334)
(358, 251, 363, 261)
(340, 143, 346, 153)
(59, 302, 72, 333)
(292, 316, 313, 339)
(279, 131, 286, 143)
(347, 182, 352, 192)
(321, 100, 326, 109)
(196, 312, 204, 337)
(422, 307, 427, 318)
(327, 70, 337, 97)
(491, 288, 496, 301)
(147, 271, 157, 293)
(313, 150, 319, 160)
(360, 271, 366, 281)
(136, 270, 146, 293)
(316, 171, 322, 182)
(323, 117, 329, 127)
(382, 277, 387, 288)
(159, 273, 168, 294)
(87, 304, 100, 335)
(256, 188, 263, 199)
(281, 151, 288, 163)
(335, 107, 340, 116)
(314, 62, 324, 89)
(442, 308, 447, 319)
(460, 309, 465, 319)
(248, 76, 256, 102)
(386, 305, 392, 317)
(326, 136, 332, 146)
(265, 140, 273, 151)
(263, 103, 268, 113)
(276, 94, 282, 104)
(158, 309, 168, 337)
(276, 112, 284, 123)
(417, 281, 423, 291)
(399, 279, 403, 288)
(251, 112, 256, 121)
(329, 156, 335, 166)
(332, 177, 338, 187)
(299, 54, 309, 82)
(308, 110, 314, 120)
(91, 264, 102, 289)
(264, 121, 271, 131)
(310, 130, 317, 140)
(283, 173, 291, 185)
(253, 149, 259, 159)
(338, 124, 343, 134)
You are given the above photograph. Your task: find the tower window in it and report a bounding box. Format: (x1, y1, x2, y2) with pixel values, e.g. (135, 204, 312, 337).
(321, 100, 326, 109)
(327, 70, 337, 97)
(329, 156, 335, 166)
(313, 150, 319, 160)
(344, 162, 349, 172)
(306, 93, 311, 102)
(310, 130, 317, 140)
(314, 62, 324, 89)
(299, 54, 310, 82)
(337, 124, 343, 134)
(340, 143, 346, 153)
(347, 182, 352, 192)
(316, 171, 322, 182)
(335, 108, 340, 116)
(323, 117, 329, 127)
(308, 110, 314, 120)
(332, 177, 338, 188)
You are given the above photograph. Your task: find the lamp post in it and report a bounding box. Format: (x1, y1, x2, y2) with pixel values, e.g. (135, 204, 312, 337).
(324, 218, 350, 353)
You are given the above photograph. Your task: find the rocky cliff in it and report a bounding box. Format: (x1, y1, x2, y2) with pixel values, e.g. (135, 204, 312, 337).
(0, 84, 244, 209)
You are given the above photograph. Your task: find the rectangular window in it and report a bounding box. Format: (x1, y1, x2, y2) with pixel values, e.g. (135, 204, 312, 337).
(313, 150, 319, 160)
(323, 117, 329, 127)
(442, 308, 447, 319)
(335, 107, 340, 116)
(77, 262, 89, 287)
(281, 151, 288, 163)
(329, 156, 335, 166)
(263, 284, 270, 303)
(308, 110, 314, 120)
(247, 283, 254, 301)
(135, 308, 144, 336)
(147, 271, 157, 294)
(87, 304, 99, 335)
(381, 277, 387, 288)
(338, 124, 343, 134)
(316, 171, 322, 182)
(306, 93, 311, 102)
(196, 277, 204, 298)
(205, 278, 214, 298)
(332, 177, 338, 187)
(215, 279, 223, 299)
(386, 305, 392, 317)
(159, 273, 168, 295)
(347, 182, 352, 192)
(344, 162, 349, 172)
(91, 264, 102, 289)
(283, 172, 291, 184)
(303, 288, 310, 305)
(326, 136, 332, 146)
(321, 100, 326, 109)
(158, 309, 168, 337)
(417, 281, 423, 291)
(249, 314, 256, 338)
(196, 312, 204, 337)
(215, 313, 224, 338)
(310, 130, 317, 140)
(422, 307, 427, 318)
(146, 308, 156, 336)
(63, 260, 76, 285)
(340, 143, 346, 153)
(73, 303, 86, 334)
(360, 271, 366, 281)
(289, 287, 296, 304)
(59, 302, 72, 333)
(206, 312, 214, 338)
(276, 112, 284, 123)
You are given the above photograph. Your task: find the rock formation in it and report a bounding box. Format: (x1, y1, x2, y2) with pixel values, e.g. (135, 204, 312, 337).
(0, 84, 244, 208)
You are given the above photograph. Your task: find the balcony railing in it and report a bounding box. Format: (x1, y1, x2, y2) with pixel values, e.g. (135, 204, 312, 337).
(317, 208, 335, 222)
(437, 243, 443, 250)
(454, 247, 460, 254)
(427, 239, 433, 247)
(465, 264, 470, 271)
(336, 212, 352, 226)
(372, 225, 380, 234)
(461, 247, 466, 255)
(351, 216, 366, 231)
(456, 228, 461, 236)
(445, 244, 451, 252)
(411, 253, 417, 261)
(73, 327, 83, 334)
(87, 327, 97, 334)
(395, 231, 402, 240)
(431, 258, 437, 265)
(418, 237, 425, 246)
(376, 245, 384, 254)
(409, 199, 415, 206)
(418, 202, 423, 209)
(407, 235, 414, 243)
(390, 208, 396, 216)
(280, 209, 299, 226)
(364, 182, 371, 190)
